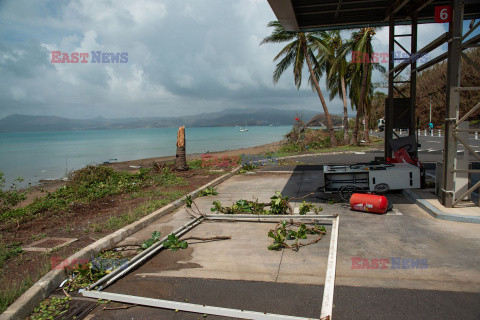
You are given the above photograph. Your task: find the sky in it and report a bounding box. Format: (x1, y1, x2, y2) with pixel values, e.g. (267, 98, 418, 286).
(0, 0, 475, 120)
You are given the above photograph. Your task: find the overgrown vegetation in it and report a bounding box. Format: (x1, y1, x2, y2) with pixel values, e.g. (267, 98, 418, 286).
(239, 163, 258, 174)
(1, 260, 51, 314)
(92, 190, 185, 232)
(0, 172, 26, 215)
(280, 117, 350, 153)
(268, 220, 327, 251)
(0, 166, 185, 227)
(28, 296, 72, 320)
(199, 187, 218, 197)
(298, 201, 323, 215)
(142, 231, 162, 249)
(163, 233, 188, 251)
(0, 241, 22, 268)
(141, 231, 188, 251)
(64, 250, 128, 292)
(210, 192, 293, 215)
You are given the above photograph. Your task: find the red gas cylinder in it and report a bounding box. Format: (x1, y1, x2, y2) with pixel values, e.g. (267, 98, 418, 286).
(350, 193, 388, 214)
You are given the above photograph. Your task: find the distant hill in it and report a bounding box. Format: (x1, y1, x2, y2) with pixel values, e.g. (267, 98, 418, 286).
(305, 113, 343, 127)
(369, 48, 480, 129)
(0, 108, 322, 132)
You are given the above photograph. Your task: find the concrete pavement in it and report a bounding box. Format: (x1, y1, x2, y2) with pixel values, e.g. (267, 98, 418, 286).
(81, 165, 480, 320)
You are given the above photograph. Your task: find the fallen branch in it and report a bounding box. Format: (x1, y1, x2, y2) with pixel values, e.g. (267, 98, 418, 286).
(62, 288, 71, 298)
(290, 192, 315, 201)
(182, 236, 231, 242)
(103, 304, 137, 311)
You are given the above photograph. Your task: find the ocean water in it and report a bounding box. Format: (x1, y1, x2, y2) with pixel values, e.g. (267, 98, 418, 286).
(0, 126, 290, 187)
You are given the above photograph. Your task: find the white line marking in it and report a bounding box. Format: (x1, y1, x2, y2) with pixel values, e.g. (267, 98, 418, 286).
(386, 209, 403, 215)
(320, 216, 339, 319)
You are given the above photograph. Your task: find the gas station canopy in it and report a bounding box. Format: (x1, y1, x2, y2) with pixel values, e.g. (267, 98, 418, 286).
(267, 0, 480, 208)
(268, 0, 480, 32)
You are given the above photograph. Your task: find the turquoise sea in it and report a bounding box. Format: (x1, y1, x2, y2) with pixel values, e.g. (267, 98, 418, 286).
(0, 126, 290, 187)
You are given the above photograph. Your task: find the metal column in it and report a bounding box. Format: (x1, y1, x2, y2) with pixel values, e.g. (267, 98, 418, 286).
(441, 0, 463, 207)
(410, 13, 418, 158)
(385, 16, 395, 158)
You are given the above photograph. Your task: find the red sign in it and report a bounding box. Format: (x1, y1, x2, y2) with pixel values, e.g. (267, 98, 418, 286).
(435, 5, 452, 23)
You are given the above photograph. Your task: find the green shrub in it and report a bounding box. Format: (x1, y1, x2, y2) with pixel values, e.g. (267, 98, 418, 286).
(0, 165, 185, 226)
(0, 172, 26, 214)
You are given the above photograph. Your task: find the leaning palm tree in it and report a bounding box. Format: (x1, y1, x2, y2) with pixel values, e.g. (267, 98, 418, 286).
(261, 21, 337, 147)
(343, 28, 385, 144)
(319, 30, 351, 142)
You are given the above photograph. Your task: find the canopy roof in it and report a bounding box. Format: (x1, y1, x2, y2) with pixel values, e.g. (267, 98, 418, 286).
(268, 0, 480, 32)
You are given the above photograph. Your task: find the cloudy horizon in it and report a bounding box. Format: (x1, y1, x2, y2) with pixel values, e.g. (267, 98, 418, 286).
(0, 0, 463, 120)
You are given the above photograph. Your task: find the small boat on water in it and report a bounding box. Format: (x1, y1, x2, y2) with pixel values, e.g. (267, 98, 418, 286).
(238, 122, 248, 132)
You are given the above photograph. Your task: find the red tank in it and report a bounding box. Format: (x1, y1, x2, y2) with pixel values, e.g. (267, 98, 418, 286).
(350, 193, 388, 214)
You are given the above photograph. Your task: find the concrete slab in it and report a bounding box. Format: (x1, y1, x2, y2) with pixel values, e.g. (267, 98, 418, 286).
(82, 166, 480, 319)
(112, 170, 480, 296)
(404, 188, 480, 223)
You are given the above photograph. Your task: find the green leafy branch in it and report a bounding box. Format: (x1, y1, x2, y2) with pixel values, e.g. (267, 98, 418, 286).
(141, 231, 162, 249)
(210, 192, 294, 215)
(199, 187, 218, 197)
(162, 233, 188, 251)
(298, 201, 323, 215)
(268, 220, 327, 251)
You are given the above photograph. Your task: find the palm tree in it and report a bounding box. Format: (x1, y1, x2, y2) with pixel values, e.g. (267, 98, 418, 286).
(261, 21, 337, 147)
(319, 30, 351, 142)
(343, 28, 385, 144)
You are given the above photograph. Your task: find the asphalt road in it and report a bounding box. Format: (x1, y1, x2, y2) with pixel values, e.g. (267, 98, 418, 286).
(90, 277, 480, 320)
(274, 132, 480, 200)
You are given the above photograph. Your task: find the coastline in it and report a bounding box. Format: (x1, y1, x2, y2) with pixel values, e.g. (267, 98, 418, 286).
(34, 140, 282, 188)
(104, 141, 282, 171)
(14, 140, 283, 207)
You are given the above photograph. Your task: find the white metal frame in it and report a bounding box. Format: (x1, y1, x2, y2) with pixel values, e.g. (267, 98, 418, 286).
(82, 214, 339, 320)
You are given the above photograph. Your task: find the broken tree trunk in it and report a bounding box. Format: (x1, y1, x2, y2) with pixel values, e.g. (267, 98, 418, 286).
(175, 126, 188, 171)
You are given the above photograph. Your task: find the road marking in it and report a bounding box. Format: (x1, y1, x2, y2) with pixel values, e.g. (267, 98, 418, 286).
(386, 208, 403, 215)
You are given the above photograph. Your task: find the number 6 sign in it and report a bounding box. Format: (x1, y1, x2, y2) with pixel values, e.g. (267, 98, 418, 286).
(435, 5, 452, 23)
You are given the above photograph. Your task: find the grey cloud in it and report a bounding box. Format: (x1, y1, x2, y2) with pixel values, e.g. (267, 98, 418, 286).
(0, 0, 364, 120)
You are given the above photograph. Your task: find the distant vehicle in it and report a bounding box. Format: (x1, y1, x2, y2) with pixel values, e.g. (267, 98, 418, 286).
(378, 117, 385, 132)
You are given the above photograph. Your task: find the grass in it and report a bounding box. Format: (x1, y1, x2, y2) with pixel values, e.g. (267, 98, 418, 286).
(92, 190, 186, 232)
(0, 260, 51, 314)
(0, 242, 23, 269)
(270, 142, 382, 159)
(0, 166, 185, 227)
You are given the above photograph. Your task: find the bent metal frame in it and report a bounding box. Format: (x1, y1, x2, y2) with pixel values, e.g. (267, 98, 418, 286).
(81, 214, 340, 320)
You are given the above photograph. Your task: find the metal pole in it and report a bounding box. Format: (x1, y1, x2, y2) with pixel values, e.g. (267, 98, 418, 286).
(386, 16, 395, 158)
(82, 290, 311, 320)
(429, 95, 432, 124)
(442, 0, 463, 207)
(410, 12, 418, 158)
(87, 217, 203, 291)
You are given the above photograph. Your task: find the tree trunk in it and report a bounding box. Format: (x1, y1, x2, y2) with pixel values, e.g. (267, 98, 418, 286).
(351, 107, 361, 145)
(175, 126, 188, 171)
(351, 64, 369, 145)
(301, 39, 338, 147)
(340, 76, 349, 143)
(364, 113, 371, 143)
